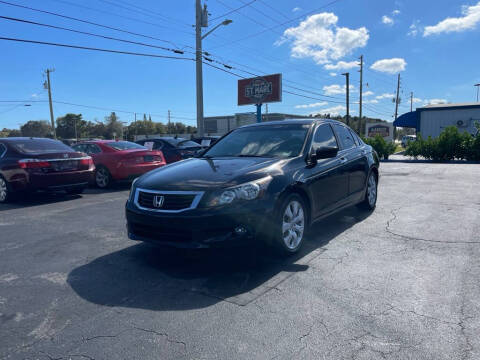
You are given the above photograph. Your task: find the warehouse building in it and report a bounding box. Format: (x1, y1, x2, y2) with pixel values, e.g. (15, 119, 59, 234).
(394, 103, 480, 138)
(203, 112, 305, 136)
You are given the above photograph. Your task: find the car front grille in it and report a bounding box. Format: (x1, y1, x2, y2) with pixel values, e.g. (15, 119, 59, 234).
(135, 189, 203, 212)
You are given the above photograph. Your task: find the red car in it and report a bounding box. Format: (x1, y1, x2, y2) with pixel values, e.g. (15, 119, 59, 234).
(0, 137, 95, 202)
(72, 140, 166, 188)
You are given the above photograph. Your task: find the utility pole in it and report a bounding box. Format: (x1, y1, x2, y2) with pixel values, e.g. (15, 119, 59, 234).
(45, 69, 56, 139)
(410, 92, 413, 112)
(394, 74, 401, 121)
(195, 0, 207, 137)
(358, 55, 363, 134)
(475, 83, 480, 102)
(168, 110, 171, 125)
(134, 112, 137, 140)
(342, 72, 350, 126)
(394, 73, 401, 141)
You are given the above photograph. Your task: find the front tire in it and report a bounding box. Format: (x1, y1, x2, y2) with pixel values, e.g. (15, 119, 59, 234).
(273, 193, 308, 255)
(95, 166, 111, 188)
(358, 171, 377, 210)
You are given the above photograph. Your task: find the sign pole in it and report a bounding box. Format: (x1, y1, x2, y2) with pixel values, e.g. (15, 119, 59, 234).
(256, 104, 262, 123)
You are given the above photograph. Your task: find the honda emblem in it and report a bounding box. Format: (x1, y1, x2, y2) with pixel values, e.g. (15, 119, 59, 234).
(153, 195, 165, 208)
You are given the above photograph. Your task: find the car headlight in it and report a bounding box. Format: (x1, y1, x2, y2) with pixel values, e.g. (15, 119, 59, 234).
(129, 177, 139, 202)
(208, 176, 272, 206)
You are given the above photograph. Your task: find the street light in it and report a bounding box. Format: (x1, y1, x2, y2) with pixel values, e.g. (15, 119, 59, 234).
(196, 0, 232, 137)
(475, 83, 480, 102)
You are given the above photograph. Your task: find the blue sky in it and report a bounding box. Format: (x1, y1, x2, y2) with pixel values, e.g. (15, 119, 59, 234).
(1, 0, 480, 129)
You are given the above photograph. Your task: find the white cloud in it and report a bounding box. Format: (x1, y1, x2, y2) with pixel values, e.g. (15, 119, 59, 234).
(376, 93, 395, 100)
(412, 97, 423, 103)
(364, 99, 379, 104)
(324, 60, 358, 70)
(31, 93, 38, 98)
(424, 1, 480, 36)
(382, 15, 394, 25)
(424, 98, 448, 105)
(323, 84, 355, 95)
(295, 101, 328, 109)
(370, 58, 407, 74)
(292, 7, 301, 12)
(279, 13, 369, 65)
(329, 72, 337, 77)
(408, 22, 420, 37)
(392, 10, 401, 16)
(314, 105, 346, 116)
(363, 91, 374, 97)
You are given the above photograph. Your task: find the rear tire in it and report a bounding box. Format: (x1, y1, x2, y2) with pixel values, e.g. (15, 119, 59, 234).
(0, 176, 13, 204)
(95, 166, 111, 188)
(358, 171, 377, 211)
(272, 193, 308, 255)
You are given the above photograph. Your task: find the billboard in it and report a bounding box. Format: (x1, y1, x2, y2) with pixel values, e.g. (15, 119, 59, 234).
(238, 74, 282, 106)
(365, 122, 394, 142)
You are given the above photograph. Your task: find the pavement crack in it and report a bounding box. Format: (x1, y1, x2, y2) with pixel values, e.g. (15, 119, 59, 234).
(133, 326, 187, 349)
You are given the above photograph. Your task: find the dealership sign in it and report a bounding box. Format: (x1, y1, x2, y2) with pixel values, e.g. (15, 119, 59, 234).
(365, 122, 394, 141)
(238, 74, 282, 106)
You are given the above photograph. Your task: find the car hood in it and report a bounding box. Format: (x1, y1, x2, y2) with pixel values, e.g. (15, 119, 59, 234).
(136, 157, 283, 191)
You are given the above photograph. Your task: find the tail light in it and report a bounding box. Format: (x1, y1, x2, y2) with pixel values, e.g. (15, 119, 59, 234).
(18, 159, 51, 169)
(79, 157, 93, 166)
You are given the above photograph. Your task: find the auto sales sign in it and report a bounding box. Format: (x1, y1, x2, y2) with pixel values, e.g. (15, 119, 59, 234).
(365, 122, 394, 142)
(238, 74, 282, 106)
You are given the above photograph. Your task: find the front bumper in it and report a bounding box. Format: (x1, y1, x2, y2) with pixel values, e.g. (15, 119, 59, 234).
(126, 200, 275, 249)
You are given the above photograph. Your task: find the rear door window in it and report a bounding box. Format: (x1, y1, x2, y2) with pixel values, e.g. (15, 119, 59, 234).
(333, 125, 356, 150)
(0, 143, 6, 157)
(86, 144, 102, 154)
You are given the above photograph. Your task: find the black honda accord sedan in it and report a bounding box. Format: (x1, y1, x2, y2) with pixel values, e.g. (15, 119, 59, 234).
(126, 119, 379, 254)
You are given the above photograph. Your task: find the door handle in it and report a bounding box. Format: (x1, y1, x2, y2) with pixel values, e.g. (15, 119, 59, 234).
(339, 157, 347, 164)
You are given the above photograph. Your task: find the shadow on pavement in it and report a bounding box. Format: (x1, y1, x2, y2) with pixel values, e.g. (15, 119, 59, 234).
(68, 207, 371, 310)
(0, 183, 130, 211)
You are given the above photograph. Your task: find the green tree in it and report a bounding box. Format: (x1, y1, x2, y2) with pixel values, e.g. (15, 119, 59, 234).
(56, 114, 86, 139)
(104, 112, 123, 139)
(7, 129, 22, 137)
(20, 120, 53, 138)
(0, 128, 19, 138)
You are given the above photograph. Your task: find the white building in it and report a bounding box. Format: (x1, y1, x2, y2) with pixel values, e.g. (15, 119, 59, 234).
(394, 103, 480, 138)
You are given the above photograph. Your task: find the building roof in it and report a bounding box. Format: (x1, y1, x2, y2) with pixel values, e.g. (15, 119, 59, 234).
(419, 102, 480, 111)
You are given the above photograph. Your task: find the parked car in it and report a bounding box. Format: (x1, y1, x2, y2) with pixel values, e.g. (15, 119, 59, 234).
(72, 140, 166, 188)
(126, 119, 379, 255)
(135, 137, 204, 163)
(191, 136, 221, 147)
(0, 137, 95, 203)
(401, 135, 416, 148)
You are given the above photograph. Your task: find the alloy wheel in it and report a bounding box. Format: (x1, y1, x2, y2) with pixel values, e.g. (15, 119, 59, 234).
(95, 168, 109, 188)
(282, 200, 305, 250)
(367, 173, 377, 207)
(0, 178, 7, 202)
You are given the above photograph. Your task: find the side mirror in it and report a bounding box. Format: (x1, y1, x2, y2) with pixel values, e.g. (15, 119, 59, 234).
(309, 146, 339, 165)
(315, 146, 339, 159)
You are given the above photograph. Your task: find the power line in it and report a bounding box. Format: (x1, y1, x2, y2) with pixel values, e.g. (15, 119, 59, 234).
(0, 16, 190, 55)
(235, 0, 285, 25)
(210, 0, 344, 49)
(0, 37, 195, 61)
(0, 0, 186, 49)
(210, 0, 257, 22)
(256, 0, 291, 21)
(46, 0, 195, 36)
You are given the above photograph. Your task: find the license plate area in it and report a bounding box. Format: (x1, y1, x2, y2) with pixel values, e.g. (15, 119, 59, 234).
(51, 160, 78, 171)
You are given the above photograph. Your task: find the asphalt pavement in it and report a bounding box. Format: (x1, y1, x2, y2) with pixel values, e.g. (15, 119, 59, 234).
(1, 161, 479, 360)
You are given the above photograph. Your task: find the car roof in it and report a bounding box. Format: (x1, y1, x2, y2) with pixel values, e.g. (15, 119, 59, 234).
(239, 118, 346, 128)
(0, 137, 60, 142)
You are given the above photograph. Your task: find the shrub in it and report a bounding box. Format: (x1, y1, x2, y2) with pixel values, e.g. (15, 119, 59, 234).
(363, 135, 396, 160)
(405, 126, 480, 161)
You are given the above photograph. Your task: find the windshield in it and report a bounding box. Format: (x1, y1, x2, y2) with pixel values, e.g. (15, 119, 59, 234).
(11, 139, 74, 154)
(106, 141, 147, 151)
(203, 124, 309, 158)
(177, 140, 201, 148)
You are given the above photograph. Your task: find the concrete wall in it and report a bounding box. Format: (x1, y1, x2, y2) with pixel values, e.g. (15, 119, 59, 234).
(420, 108, 480, 138)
